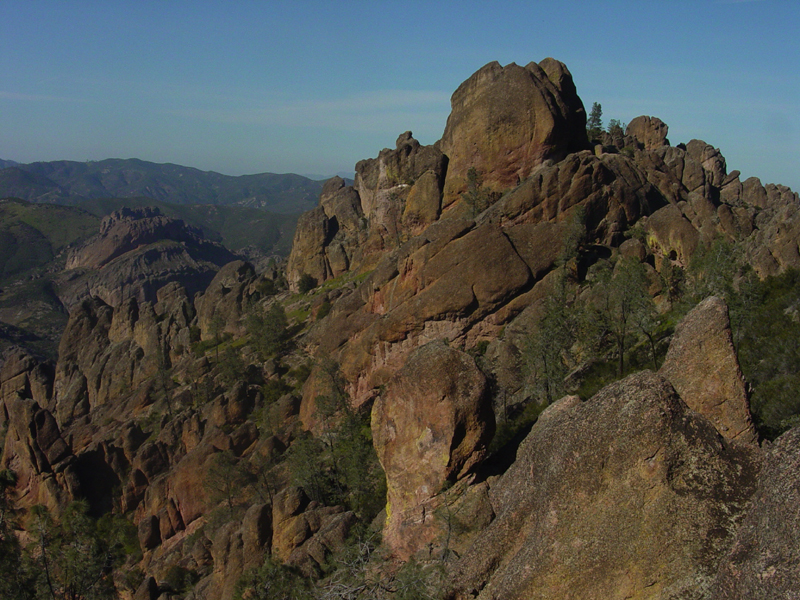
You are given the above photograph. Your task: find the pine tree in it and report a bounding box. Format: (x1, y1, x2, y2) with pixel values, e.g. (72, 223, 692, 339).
(587, 102, 603, 140)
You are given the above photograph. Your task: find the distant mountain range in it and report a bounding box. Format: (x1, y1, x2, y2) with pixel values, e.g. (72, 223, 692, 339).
(0, 158, 327, 213)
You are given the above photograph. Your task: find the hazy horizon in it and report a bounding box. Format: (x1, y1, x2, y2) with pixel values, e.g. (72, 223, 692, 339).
(2, 1, 798, 191)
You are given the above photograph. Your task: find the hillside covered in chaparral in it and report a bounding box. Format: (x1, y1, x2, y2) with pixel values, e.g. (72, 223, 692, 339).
(3, 58, 800, 600)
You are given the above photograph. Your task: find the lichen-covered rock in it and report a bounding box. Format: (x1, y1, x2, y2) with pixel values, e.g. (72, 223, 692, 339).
(448, 372, 761, 600)
(660, 296, 757, 444)
(372, 341, 494, 558)
(712, 426, 800, 598)
(439, 59, 588, 208)
(644, 203, 700, 266)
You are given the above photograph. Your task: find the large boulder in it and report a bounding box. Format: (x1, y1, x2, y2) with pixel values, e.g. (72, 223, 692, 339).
(712, 426, 800, 598)
(448, 371, 761, 600)
(439, 59, 588, 208)
(660, 296, 758, 444)
(372, 341, 494, 558)
(195, 260, 257, 340)
(626, 115, 669, 150)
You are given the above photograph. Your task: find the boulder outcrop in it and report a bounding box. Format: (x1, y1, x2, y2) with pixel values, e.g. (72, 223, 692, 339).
(626, 115, 669, 150)
(660, 296, 758, 444)
(712, 426, 800, 599)
(439, 59, 588, 208)
(448, 372, 761, 600)
(194, 260, 257, 341)
(372, 341, 494, 558)
(286, 132, 446, 289)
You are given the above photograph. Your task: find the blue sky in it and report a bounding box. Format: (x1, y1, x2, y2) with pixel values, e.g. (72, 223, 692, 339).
(1, 1, 798, 191)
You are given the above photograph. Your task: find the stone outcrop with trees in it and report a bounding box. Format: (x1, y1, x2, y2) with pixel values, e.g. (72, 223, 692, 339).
(2, 58, 800, 599)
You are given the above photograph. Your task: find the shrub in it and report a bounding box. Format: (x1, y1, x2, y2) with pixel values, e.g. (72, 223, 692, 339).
(163, 565, 199, 595)
(298, 273, 317, 293)
(316, 299, 332, 320)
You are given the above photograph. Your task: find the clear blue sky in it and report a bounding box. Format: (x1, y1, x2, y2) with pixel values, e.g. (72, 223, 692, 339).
(1, 1, 798, 191)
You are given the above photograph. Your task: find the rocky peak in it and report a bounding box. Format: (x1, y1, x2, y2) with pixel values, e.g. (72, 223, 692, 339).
(660, 296, 758, 444)
(625, 115, 670, 150)
(439, 59, 588, 207)
(68, 206, 205, 271)
(56, 204, 237, 310)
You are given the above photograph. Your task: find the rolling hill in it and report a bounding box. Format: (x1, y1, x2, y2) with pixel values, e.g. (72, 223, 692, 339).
(0, 158, 326, 213)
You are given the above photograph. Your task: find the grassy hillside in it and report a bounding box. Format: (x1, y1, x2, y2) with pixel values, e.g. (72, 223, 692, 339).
(0, 198, 99, 283)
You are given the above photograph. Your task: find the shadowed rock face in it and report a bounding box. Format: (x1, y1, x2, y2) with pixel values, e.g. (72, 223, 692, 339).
(712, 426, 800, 599)
(448, 372, 761, 600)
(439, 59, 588, 208)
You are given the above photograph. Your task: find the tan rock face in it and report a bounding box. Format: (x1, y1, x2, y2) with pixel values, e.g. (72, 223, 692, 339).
(439, 59, 588, 208)
(331, 223, 532, 407)
(66, 207, 204, 270)
(0, 347, 54, 407)
(53, 296, 163, 432)
(285, 205, 338, 289)
(626, 115, 669, 150)
(356, 131, 447, 224)
(660, 296, 758, 444)
(372, 341, 494, 559)
(286, 133, 446, 290)
(448, 372, 761, 600)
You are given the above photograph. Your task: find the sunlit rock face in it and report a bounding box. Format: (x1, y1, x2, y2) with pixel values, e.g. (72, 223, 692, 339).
(371, 341, 494, 559)
(439, 58, 588, 208)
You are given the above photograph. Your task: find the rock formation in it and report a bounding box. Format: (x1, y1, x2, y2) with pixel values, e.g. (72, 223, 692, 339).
(447, 372, 761, 600)
(712, 426, 800, 599)
(660, 296, 758, 444)
(372, 341, 494, 558)
(57, 206, 237, 309)
(626, 115, 670, 150)
(439, 59, 588, 207)
(4, 57, 800, 599)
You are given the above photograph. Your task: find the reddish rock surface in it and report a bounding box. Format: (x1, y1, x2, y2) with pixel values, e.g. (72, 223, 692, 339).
(439, 59, 588, 208)
(372, 341, 494, 559)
